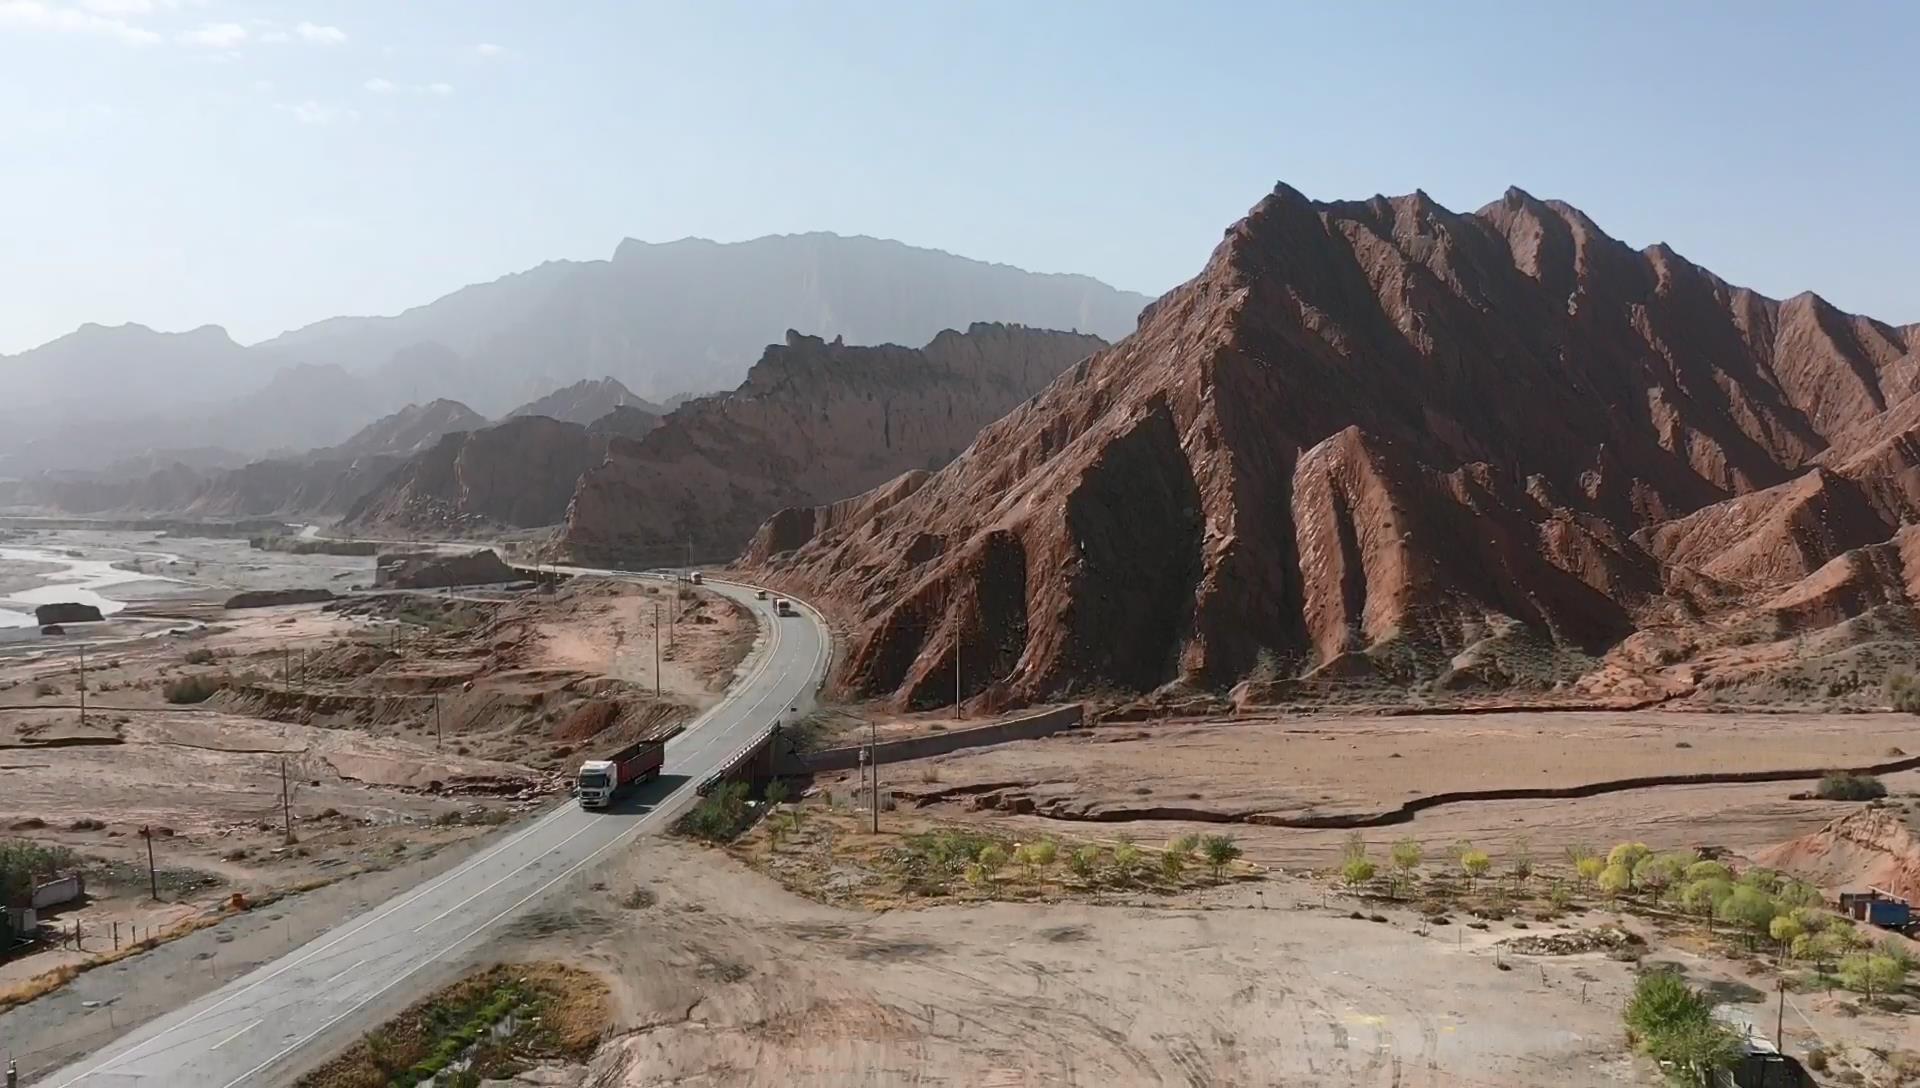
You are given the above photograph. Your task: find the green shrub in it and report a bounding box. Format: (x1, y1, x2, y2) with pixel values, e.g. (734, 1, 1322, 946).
(183, 647, 217, 665)
(1817, 773, 1887, 801)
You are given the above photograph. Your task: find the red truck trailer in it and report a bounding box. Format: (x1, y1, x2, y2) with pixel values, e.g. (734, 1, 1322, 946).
(576, 738, 665, 809)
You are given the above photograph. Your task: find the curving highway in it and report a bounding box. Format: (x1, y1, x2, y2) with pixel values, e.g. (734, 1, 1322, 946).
(35, 574, 828, 1087)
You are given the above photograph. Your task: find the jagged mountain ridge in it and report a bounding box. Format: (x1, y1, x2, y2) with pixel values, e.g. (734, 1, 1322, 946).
(746, 183, 1920, 709)
(504, 377, 664, 426)
(3, 234, 1148, 471)
(560, 323, 1108, 565)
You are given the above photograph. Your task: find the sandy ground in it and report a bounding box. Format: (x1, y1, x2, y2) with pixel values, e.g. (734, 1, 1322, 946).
(852, 711, 1920, 867)
(481, 835, 1644, 1088)
(0, 833, 506, 1080)
(0, 546, 754, 1033)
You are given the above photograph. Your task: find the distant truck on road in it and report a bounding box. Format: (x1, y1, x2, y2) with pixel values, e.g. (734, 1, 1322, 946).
(576, 739, 665, 809)
(774, 598, 795, 617)
(689, 571, 704, 585)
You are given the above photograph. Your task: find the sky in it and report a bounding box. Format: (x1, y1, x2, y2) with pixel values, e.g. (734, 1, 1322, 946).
(1, 0, 1915, 353)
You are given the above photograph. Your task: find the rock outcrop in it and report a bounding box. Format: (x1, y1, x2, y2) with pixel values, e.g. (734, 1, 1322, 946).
(506, 378, 663, 426)
(746, 183, 1920, 708)
(374, 549, 517, 589)
(560, 324, 1106, 565)
(343, 416, 606, 532)
(34, 603, 103, 625)
(224, 588, 337, 609)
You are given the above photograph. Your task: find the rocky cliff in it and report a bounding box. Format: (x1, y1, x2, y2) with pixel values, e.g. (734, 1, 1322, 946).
(558, 324, 1106, 565)
(0, 399, 489, 521)
(343, 416, 606, 532)
(505, 377, 664, 426)
(746, 184, 1920, 708)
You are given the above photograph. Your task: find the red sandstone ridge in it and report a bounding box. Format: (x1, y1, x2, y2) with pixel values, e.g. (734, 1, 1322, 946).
(558, 323, 1106, 565)
(746, 183, 1920, 709)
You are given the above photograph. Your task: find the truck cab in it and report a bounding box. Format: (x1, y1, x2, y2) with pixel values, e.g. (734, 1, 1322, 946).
(576, 759, 618, 808)
(689, 571, 704, 585)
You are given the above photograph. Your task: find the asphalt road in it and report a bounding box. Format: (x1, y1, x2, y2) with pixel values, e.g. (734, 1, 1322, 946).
(34, 574, 828, 1087)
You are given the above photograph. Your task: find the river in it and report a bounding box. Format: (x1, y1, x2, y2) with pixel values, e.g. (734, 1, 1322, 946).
(0, 545, 182, 628)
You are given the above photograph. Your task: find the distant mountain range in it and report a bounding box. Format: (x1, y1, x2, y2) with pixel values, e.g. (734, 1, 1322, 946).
(0, 234, 1148, 474)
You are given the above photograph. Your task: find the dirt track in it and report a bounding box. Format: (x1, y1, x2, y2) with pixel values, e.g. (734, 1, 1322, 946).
(495, 836, 1643, 1087)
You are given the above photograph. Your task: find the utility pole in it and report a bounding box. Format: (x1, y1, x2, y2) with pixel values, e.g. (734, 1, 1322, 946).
(280, 758, 293, 844)
(77, 642, 86, 726)
(434, 695, 442, 749)
(652, 603, 662, 697)
(282, 646, 290, 693)
(139, 825, 158, 901)
(1776, 979, 1786, 1047)
(954, 637, 961, 717)
(869, 715, 880, 834)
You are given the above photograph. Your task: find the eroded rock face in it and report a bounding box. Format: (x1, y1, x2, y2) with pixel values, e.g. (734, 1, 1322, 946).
(374, 549, 517, 589)
(344, 416, 605, 532)
(559, 323, 1106, 565)
(34, 602, 103, 625)
(748, 183, 1920, 707)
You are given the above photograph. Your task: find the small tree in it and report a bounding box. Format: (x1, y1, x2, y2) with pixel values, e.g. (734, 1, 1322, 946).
(1342, 857, 1377, 889)
(1201, 834, 1242, 880)
(1607, 842, 1652, 872)
(1168, 833, 1200, 859)
(1623, 970, 1741, 1082)
(1389, 837, 1423, 899)
(1817, 772, 1888, 801)
(1012, 844, 1038, 879)
(1632, 852, 1690, 903)
(1770, 914, 1806, 958)
(1460, 849, 1492, 890)
(1597, 863, 1633, 900)
(1160, 848, 1186, 882)
(1715, 885, 1780, 948)
(764, 779, 790, 807)
(1507, 837, 1535, 888)
(1839, 952, 1906, 1000)
(1111, 840, 1143, 884)
(1069, 845, 1100, 880)
(1028, 838, 1058, 872)
(977, 844, 1009, 874)
(1684, 859, 1732, 884)
(1680, 877, 1733, 931)
(1575, 854, 1606, 890)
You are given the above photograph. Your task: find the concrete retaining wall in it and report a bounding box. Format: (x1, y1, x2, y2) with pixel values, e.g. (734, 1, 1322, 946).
(30, 873, 83, 910)
(786, 704, 1084, 774)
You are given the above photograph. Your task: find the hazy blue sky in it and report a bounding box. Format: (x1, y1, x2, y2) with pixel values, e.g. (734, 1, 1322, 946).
(2, 1, 1913, 352)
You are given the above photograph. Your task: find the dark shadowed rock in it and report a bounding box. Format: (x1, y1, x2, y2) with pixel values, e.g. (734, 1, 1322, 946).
(224, 588, 337, 610)
(35, 603, 103, 625)
(375, 549, 517, 589)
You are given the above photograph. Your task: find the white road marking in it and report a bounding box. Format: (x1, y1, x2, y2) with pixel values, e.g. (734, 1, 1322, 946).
(207, 1020, 261, 1052)
(322, 958, 367, 985)
(219, 600, 810, 1088)
(45, 574, 822, 1088)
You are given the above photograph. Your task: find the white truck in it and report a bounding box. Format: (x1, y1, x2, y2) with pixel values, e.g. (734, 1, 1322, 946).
(576, 738, 666, 809)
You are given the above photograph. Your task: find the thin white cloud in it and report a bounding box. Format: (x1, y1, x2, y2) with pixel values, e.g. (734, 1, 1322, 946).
(294, 20, 343, 45)
(362, 76, 395, 94)
(426, 81, 452, 96)
(176, 20, 244, 47)
(277, 99, 356, 126)
(257, 28, 287, 42)
(472, 41, 505, 59)
(80, 0, 150, 13)
(0, 0, 162, 44)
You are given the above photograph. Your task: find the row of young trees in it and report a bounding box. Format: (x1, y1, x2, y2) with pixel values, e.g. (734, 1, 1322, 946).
(966, 832, 1245, 887)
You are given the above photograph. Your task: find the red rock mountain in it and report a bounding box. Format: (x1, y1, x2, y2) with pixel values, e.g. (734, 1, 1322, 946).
(559, 323, 1107, 565)
(504, 377, 664, 427)
(343, 415, 607, 533)
(748, 184, 1920, 709)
